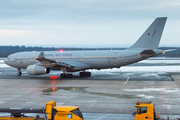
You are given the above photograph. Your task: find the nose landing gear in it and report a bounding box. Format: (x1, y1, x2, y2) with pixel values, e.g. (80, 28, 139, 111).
(17, 68, 22, 75)
(17, 72, 22, 75)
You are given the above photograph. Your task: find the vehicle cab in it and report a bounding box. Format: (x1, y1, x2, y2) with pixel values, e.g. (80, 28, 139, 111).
(133, 101, 156, 120)
(46, 101, 83, 120)
(53, 106, 83, 120)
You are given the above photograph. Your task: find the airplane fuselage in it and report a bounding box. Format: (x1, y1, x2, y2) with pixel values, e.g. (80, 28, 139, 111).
(4, 17, 167, 77)
(5, 49, 144, 71)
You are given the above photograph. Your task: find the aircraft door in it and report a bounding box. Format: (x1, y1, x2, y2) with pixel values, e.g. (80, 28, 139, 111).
(10, 55, 15, 61)
(119, 52, 124, 60)
(31, 54, 37, 61)
(80, 54, 84, 61)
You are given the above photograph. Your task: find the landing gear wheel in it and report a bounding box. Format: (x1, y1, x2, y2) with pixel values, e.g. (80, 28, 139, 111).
(67, 74, 73, 78)
(60, 74, 66, 78)
(85, 72, 91, 76)
(60, 73, 73, 78)
(79, 72, 85, 77)
(79, 72, 91, 77)
(17, 72, 22, 75)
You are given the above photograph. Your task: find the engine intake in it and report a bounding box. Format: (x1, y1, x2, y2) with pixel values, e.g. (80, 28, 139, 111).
(27, 65, 50, 75)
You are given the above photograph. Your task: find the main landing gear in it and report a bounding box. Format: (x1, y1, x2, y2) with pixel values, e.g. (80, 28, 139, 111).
(17, 68, 22, 75)
(60, 73, 73, 78)
(79, 72, 91, 77)
(60, 72, 91, 78)
(60, 67, 91, 78)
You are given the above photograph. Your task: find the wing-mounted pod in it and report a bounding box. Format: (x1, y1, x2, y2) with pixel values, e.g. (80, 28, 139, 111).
(27, 65, 50, 75)
(139, 49, 164, 58)
(26, 52, 53, 75)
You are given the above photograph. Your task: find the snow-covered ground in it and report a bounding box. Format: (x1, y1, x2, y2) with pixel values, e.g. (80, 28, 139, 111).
(1, 58, 180, 72)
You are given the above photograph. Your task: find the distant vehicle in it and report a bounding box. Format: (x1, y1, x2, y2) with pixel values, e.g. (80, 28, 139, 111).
(133, 101, 160, 120)
(4, 17, 168, 78)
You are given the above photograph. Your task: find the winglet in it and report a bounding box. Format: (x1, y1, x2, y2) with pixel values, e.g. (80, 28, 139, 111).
(36, 52, 45, 61)
(38, 52, 45, 59)
(36, 52, 54, 62)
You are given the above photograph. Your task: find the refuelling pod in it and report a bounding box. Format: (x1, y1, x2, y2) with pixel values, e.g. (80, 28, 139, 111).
(27, 65, 50, 75)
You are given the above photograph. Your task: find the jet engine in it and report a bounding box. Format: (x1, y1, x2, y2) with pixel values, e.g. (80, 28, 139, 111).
(27, 65, 50, 75)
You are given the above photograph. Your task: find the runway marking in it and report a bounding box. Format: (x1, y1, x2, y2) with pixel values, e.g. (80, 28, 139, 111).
(107, 77, 130, 93)
(120, 77, 130, 91)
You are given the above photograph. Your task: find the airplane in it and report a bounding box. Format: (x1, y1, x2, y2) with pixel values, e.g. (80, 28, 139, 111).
(4, 17, 168, 78)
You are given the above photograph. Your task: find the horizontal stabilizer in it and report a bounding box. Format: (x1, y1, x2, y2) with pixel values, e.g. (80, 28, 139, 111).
(139, 49, 156, 58)
(164, 49, 177, 52)
(140, 50, 155, 54)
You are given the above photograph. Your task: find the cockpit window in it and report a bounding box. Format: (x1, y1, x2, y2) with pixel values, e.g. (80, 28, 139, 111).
(7, 55, 11, 59)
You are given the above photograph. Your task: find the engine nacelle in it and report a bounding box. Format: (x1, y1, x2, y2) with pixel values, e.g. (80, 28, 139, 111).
(27, 65, 50, 75)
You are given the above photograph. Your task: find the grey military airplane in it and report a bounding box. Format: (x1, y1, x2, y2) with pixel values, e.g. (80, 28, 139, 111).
(4, 17, 168, 78)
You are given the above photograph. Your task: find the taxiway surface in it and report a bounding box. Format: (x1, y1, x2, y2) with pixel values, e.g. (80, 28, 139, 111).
(1, 58, 180, 119)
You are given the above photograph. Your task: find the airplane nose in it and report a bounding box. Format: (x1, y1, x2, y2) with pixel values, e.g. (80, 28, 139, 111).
(4, 59, 7, 64)
(4, 58, 8, 65)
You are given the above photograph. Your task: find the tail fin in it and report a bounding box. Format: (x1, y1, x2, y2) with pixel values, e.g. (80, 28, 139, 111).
(128, 17, 167, 49)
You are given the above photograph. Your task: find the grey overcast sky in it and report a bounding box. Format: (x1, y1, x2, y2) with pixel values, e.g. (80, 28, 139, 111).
(0, 0, 180, 47)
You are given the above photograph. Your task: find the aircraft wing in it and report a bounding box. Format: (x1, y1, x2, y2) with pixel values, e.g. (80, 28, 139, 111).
(36, 52, 91, 69)
(35, 52, 72, 68)
(57, 61, 91, 70)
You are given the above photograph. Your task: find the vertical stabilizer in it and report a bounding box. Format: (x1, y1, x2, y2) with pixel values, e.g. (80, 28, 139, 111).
(128, 17, 167, 49)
